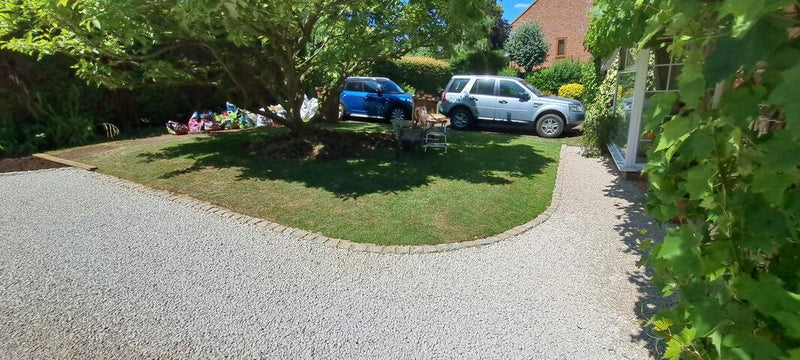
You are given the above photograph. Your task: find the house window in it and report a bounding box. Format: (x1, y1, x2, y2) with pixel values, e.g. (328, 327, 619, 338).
(556, 38, 566, 58)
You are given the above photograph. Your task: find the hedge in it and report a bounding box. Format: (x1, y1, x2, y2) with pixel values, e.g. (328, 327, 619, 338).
(525, 59, 584, 94)
(448, 50, 506, 76)
(371, 56, 451, 95)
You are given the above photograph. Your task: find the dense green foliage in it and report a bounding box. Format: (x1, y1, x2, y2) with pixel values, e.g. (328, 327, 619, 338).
(587, 1, 800, 358)
(580, 61, 599, 104)
(498, 66, 520, 77)
(525, 59, 584, 94)
(504, 21, 548, 72)
(1, 0, 493, 131)
(372, 56, 451, 95)
(0, 51, 223, 157)
(557, 83, 584, 100)
(580, 58, 620, 157)
(449, 49, 506, 75)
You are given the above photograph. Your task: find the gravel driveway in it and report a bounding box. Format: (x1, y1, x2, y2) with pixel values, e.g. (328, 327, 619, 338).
(0, 146, 664, 359)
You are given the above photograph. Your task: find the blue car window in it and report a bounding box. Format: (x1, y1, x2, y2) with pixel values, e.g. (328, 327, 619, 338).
(363, 81, 380, 93)
(344, 81, 362, 92)
(376, 79, 403, 94)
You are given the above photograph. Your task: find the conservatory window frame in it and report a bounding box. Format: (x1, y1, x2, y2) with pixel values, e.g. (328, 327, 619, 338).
(608, 49, 650, 173)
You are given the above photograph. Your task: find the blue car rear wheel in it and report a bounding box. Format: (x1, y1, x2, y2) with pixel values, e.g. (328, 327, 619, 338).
(386, 107, 408, 121)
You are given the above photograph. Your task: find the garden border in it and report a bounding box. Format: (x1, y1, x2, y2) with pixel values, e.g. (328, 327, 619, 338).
(31, 144, 567, 254)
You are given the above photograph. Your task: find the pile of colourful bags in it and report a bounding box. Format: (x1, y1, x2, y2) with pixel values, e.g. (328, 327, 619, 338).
(166, 102, 275, 135)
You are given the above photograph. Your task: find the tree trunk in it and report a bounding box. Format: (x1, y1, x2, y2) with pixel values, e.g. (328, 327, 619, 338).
(315, 87, 341, 123)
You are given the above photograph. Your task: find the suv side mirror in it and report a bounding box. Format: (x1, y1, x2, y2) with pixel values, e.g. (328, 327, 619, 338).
(520, 93, 531, 101)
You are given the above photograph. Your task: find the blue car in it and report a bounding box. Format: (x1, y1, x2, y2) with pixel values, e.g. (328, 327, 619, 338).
(339, 77, 413, 121)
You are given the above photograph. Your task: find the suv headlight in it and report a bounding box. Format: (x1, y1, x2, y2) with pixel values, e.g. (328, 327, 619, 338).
(569, 104, 583, 113)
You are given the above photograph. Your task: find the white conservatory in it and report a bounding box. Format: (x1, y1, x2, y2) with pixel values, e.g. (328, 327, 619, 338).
(605, 47, 683, 174)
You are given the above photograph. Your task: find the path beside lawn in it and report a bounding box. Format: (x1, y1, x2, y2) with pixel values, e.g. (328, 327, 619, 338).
(0, 146, 666, 359)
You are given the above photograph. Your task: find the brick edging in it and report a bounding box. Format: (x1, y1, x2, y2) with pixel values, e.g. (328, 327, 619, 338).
(46, 144, 568, 254)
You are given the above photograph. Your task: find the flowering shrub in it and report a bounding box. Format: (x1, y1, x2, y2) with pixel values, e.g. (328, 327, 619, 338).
(557, 83, 584, 99)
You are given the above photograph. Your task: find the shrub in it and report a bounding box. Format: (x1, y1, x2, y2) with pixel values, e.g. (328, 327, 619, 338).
(580, 61, 599, 104)
(526, 69, 557, 94)
(448, 49, 506, 76)
(558, 83, 584, 99)
(581, 56, 620, 157)
(400, 83, 417, 95)
(504, 21, 548, 72)
(371, 56, 451, 95)
(497, 66, 519, 77)
(526, 59, 584, 94)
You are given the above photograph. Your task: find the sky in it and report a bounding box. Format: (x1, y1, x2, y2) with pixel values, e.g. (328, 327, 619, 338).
(499, 0, 536, 23)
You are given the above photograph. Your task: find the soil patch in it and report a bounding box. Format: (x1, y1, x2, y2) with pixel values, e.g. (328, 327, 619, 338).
(0, 156, 66, 173)
(249, 129, 396, 161)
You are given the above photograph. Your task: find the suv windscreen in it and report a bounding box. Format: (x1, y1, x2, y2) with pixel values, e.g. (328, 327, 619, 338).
(521, 81, 543, 97)
(470, 79, 496, 95)
(377, 79, 404, 94)
(499, 80, 528, 98)
(447, 78, 470, 93)
(344, 81, 362, 92)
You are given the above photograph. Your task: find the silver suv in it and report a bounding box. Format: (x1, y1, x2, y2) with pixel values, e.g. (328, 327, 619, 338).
(439, 75, 585, 137)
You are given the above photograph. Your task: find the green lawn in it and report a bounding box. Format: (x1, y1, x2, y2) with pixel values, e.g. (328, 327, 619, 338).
(52, 122, 565, 245)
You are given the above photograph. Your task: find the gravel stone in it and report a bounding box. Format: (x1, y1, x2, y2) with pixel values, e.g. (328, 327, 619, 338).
(0, 146, 665, 359)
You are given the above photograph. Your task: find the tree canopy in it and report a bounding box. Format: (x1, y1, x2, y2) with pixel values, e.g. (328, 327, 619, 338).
(504, 21, 548, 72)
(1, 0, 494, 130)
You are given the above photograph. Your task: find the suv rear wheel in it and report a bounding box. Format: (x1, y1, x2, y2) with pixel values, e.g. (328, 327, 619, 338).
(450, 108, 474, 130)
(536, 113, 565, 138)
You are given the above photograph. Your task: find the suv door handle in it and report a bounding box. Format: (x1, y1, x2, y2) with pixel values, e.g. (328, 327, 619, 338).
(498, 100, 508, 104)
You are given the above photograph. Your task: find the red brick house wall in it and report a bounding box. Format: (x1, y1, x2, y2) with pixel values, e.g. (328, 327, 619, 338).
(511, 0, 594, 69)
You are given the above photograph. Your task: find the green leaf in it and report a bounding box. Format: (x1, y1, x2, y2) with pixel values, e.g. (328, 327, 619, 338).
(679, 327, 696, 344)
(705, 19, 786, 84)
(723, 332, 786, 360)
(657, 227, 703, 279)
(734, 275, 800, 339)
(656, 115, 693, 153)
(751, 170, 798, 205)
(720, 86, 760, 126)
(768, 62, 800, 139)
(719, 0, 766, 37)
(685, 165, 715, 200)
(664, 338, 684, 360)
(677, 60, 706, 108)
(653, 317, 673, 331)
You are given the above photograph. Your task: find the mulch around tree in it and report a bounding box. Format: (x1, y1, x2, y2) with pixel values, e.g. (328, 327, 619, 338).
(249, 129, 396, 161)
(0, 156, 66, 173)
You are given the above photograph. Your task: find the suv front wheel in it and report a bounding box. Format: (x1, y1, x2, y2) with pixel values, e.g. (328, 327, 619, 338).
(450, 108, 474, 130)
(536, 113, 565, 138)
